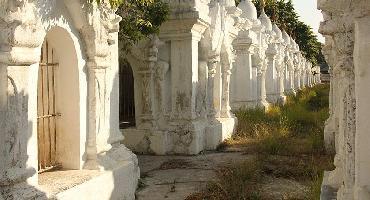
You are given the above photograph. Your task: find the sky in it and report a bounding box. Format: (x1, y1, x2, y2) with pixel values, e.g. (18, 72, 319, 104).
(292, 0, 325, 43)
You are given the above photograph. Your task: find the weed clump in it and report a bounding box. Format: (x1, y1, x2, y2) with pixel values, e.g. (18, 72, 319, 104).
(186, 159, 263, 200)
(233, 84, 330, 156)
(187, 85, 333, 200)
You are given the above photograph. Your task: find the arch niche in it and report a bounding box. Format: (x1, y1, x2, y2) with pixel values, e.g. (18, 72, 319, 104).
(119, 59, 136, 129)
(36, 27, 81, 172)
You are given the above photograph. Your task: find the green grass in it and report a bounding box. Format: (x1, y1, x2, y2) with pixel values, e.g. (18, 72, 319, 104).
(186, 158, 263, 200)
(231, 84, 330, 157)
(189, 84, 333, 200)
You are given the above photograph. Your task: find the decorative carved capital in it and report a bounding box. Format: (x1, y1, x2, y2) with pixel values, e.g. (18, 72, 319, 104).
(0, 0, 44, 65)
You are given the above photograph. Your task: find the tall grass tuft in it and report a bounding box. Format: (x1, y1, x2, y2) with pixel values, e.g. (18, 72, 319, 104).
(233, 84, 330, 155)
(187, 85, 333, 200)
(187, 159, 263, 200)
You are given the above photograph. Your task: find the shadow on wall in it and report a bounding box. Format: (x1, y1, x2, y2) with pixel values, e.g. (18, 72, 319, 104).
(1, 85, 48, 199)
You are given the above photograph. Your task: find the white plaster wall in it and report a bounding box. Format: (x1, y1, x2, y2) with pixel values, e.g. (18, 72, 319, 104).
(354, 16, 370, 197)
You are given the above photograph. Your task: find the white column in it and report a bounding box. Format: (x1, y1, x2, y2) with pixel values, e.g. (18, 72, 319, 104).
(295, 69, 301, 90)
(289, 68, 296, 93)
(170, 37, 199, 120)
(221, 60, 233, 118)
(266, 50, 277, 103)
(277, 65, 286, 103)
(207, 57, 219, 120)
(231, 45, 254, 108)
(256, 60, 270, 109)
(85, 66, 106, 170)
(167, 30, 207, 154)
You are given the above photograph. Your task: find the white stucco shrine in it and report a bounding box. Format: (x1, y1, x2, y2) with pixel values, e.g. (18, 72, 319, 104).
(0, 0, 321, 199)
(0, 0, 139, 199)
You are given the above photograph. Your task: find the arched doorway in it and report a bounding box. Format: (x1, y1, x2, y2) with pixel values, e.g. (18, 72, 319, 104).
(37, 27, 81, 172)
(119, 60, 136, 129)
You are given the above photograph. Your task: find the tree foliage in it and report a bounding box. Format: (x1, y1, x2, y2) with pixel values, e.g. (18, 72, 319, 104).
(236, 0, 325, 66)
(117, 0, 169, 50)
(93, 0, 169, 51)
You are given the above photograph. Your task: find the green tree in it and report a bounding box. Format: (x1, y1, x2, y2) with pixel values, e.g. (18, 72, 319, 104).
(93, 0, 169, 51)
(117, 0, 169, 51)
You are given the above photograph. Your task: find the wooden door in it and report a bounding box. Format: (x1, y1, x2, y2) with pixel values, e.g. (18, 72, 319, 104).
(37, 41, 59, 172)
(119, 60, 136, 129)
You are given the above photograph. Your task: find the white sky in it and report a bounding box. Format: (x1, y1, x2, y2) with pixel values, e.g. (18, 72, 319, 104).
(292, 0, 325, 43)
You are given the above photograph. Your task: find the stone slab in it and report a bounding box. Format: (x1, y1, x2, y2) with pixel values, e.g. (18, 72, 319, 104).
(54, 161, 138, 200)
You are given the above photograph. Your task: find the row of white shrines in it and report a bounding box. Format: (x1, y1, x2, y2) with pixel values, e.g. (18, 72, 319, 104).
(0, 0, 320, 199)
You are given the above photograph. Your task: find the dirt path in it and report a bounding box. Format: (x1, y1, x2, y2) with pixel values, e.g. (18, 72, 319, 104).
(136, 151, 250, 200)
(136, 149, 310, 200)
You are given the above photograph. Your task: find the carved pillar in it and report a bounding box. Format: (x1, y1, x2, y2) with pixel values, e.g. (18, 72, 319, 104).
(288, 52, 294, 92)
(300, 69, 305, 88)
(336, 66, 356, 200)
(266, 49, 277, 103)
(305, 70, 310, 87)
(106, 15, 125, 147)
(137, 66, 156, 129)
(80, 7, 112, 169)
(207, 56, 219, 121)
(221, 60, 233, 118)
(319, 9, 348, 193)
(127, 36, 160, 131)
(154, 60, 170, 125)
(84, 66, 106, 170)
(285, 51, 295, 94)
(293, 55, 301, 91)
(309, 71, 314, 87)
(256, 59, 269, 109)
(276, 65, 286, 103)
(284, 55, 290, 91)
(295, 69, 301, 90)
(324, 66, 336, 152)
(291, 70, 296, 89)
(307, 71, 310, 87)
(319, 2, 358, 198)
(163, 25, 208, 153)
(274, 42, 287, 103)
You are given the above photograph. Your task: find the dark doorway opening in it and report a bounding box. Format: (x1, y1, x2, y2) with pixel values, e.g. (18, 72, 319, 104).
(119, 60, 136, 129)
